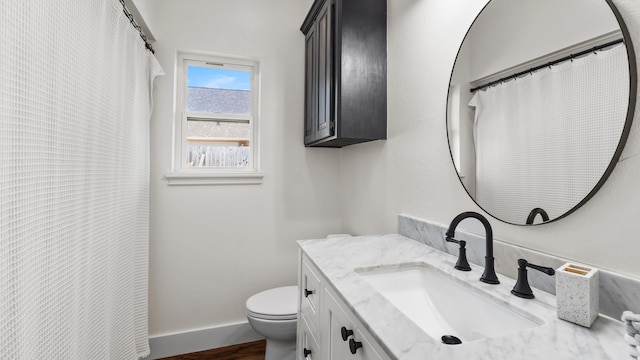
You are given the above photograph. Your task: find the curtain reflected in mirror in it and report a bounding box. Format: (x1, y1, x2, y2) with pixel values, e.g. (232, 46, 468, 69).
(447, 0, 636, 225)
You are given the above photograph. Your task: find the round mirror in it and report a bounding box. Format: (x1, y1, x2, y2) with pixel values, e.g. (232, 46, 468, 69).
(447, 0, 637, 225)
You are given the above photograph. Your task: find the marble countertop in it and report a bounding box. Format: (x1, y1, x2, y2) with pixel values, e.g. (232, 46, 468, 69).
(298, 234, 628, 360)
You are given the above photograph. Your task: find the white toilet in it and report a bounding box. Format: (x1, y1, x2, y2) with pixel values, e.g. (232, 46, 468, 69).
(246, 286, 298, 360)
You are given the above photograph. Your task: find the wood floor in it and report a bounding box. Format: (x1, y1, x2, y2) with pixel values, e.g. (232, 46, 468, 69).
(158, 340, 266, 360)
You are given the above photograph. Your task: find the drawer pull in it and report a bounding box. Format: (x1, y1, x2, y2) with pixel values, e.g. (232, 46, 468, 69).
(304, 288, 314, 297)
(349, 338, 363, 354)
(303, 348, 312, 358)
(341, 326, 354, 341)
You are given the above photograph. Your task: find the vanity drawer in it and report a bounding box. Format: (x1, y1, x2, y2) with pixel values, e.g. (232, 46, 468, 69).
(298, 314, 321, 360)
(300, 256, 321, 334)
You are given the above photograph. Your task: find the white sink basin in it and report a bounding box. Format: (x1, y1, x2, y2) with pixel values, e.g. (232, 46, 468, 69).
(355, 263, 544, 343)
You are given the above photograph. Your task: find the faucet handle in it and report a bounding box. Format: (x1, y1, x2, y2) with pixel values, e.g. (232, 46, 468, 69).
(445, 236, 459, 244)
(511, 259, 555, 299)
(522, 259, 555, 275)
(445, 237, 472, 271)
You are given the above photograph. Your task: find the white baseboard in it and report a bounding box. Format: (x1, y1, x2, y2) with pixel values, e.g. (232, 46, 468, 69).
(146, 321, 264, 359)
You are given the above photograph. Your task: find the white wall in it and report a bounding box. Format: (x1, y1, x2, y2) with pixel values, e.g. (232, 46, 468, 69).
(131, 0, 154, 28)
(340, 0, 640, 279)
(148, 0, 342, 337)
(129, 0, 157, 41)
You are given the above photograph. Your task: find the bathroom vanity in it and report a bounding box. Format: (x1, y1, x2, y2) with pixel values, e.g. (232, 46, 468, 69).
(296, 234, 628, 360)
(298, 250, 391, 360)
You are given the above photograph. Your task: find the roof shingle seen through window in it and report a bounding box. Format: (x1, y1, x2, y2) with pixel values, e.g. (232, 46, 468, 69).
(187, 87, 251, 114)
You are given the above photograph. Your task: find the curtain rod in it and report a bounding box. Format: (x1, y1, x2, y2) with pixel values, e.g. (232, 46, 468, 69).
(118, 0, 155, 54)
(470, 38, 623, 93)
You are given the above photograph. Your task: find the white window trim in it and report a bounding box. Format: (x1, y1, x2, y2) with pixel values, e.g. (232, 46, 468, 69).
(165, 51, 262, 186)
(164, 171, 264, 186)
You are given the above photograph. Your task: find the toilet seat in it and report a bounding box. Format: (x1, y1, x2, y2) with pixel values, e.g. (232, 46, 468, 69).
(246, 286, 298, 321)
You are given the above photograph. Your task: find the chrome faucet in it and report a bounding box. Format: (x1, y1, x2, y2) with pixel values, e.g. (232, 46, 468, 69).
(445, 211, 500, 284)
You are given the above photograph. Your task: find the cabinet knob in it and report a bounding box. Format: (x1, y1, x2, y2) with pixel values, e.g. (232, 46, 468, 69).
(349, 338, 363, 354)
(341, 326, 354, 341)
(303, 348, 312, 358)
(304, 288, 314, 297)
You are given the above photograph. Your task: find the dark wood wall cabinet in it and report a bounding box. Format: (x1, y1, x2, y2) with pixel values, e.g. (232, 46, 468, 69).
(300, 0, 387, 148)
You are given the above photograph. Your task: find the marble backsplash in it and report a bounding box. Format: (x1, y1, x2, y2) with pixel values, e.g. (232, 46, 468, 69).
(398, 214, 640, 321)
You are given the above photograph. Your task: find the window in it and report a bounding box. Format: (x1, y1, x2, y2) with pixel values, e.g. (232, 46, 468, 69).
(166, 52, 262, 185)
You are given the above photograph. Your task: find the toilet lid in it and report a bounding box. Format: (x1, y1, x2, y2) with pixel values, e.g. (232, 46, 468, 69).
(246, 286, 298, 320)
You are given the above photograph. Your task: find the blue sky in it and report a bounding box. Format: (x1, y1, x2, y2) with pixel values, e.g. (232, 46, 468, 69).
(188, 66, 251, 91)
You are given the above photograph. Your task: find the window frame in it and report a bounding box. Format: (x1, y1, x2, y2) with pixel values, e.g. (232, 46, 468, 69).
(166, 51, 263, 185)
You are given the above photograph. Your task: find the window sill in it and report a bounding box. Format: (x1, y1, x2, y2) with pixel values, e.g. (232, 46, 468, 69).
(164, 171, 264, 186)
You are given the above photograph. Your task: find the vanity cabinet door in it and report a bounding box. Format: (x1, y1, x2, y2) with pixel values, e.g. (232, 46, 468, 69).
(325, 289, 353, 359)
(323, 288, 387, 360)
(298, 315, 321, 360)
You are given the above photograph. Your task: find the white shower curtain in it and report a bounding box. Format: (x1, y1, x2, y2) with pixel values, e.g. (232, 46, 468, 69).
(0, 1, 163, 359)
(469, 44, 628, 224)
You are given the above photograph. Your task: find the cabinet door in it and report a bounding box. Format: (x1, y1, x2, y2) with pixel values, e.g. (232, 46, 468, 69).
(324, 289, 386, 360)
(325, 289, 353, 360)
(298, 315, 321, 360)
(315, 0, 333, 142)
(304, 25, 317, 145)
